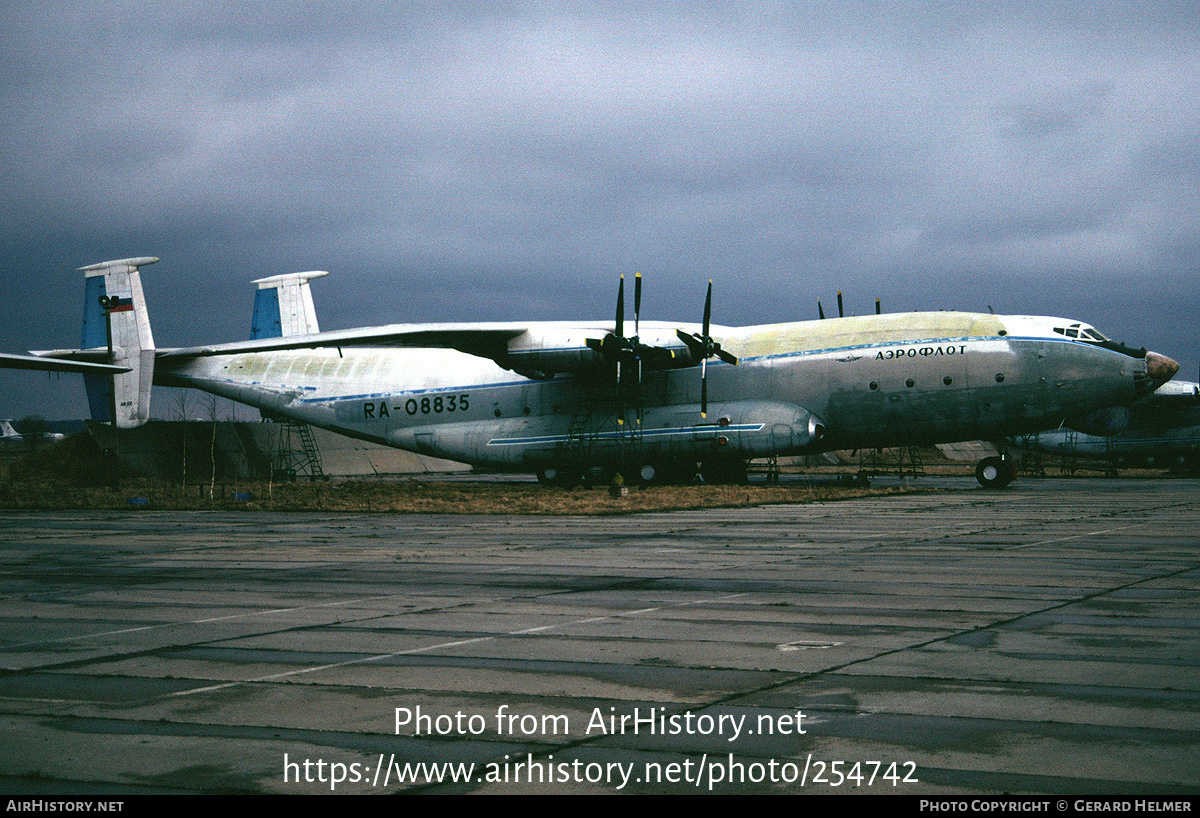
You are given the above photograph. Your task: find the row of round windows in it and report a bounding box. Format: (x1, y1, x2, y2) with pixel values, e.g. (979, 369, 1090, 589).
(869, 373, 1006, 390)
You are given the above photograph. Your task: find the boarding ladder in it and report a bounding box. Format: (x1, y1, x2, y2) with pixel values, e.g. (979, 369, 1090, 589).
(273, 420, 325, 481)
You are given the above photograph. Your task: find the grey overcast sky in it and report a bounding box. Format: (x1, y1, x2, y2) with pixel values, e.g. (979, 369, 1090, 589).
(1, 2, 1197, 421)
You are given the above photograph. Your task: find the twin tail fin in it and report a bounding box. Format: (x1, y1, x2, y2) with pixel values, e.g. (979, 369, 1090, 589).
(80, 257, 157, 428)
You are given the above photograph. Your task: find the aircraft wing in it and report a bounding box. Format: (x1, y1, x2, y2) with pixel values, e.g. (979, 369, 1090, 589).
(0, 351, 131, 374)
(153, 321, 702, 379)
(155, 323, 531, 360)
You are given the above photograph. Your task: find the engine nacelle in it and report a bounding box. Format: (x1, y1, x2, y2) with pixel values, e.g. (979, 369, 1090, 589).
(676, 401, 826, 458)
(495, 324, 696, 378)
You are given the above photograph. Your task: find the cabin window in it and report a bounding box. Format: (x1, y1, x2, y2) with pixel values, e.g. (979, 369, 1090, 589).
(943, 376, 953, 385)
(905, 378, 915, 388)
(869, 381, 878, 390)
(995, 373, 1005, 382)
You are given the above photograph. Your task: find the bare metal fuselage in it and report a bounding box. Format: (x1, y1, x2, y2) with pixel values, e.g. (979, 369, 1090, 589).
(158, 311, 1149, 470)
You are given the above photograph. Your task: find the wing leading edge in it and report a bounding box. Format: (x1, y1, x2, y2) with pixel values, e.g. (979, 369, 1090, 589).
(156, 323, 530, 361)
(0, 351, 130, 374)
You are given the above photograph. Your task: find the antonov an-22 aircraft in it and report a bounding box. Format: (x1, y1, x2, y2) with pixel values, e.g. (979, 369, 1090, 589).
(7, 257, 1180, 488)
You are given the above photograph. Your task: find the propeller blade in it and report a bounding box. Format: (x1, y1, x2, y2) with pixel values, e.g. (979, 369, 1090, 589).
(876, 298, 881, 315)
(818, 300, 825, 320)
(675, 328, 700, 357)
(837, 290, 844, 318)
(703, 280, 713, 338)
(701, 357, 708, 417)
(615, 275, 625, 338)
(634, 272, 642, 338)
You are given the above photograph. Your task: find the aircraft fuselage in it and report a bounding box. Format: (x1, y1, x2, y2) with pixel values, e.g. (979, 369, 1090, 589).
(157, 311, 1152, 473)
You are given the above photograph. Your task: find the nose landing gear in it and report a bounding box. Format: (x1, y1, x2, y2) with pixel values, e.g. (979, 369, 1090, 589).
(975, 455, 1016, 488)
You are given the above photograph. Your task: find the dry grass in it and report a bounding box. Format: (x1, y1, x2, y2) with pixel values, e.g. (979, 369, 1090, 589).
(0, 476, 933, 515)
(2, 432, 936, 514)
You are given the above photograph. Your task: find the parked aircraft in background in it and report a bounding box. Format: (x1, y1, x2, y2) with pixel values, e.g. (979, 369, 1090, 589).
(1, 257, 1180, 488)
(1010, 378, 1200, 472)
(1, 419, 65, 443)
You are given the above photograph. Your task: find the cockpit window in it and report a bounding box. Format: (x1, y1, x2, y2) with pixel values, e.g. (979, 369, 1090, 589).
(1053, 324, 1109, 342)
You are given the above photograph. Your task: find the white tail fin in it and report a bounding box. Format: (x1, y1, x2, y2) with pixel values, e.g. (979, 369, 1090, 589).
(250, 270, 327, 338)
(80, 257, 157, 428)
(1, 420, 19, 439)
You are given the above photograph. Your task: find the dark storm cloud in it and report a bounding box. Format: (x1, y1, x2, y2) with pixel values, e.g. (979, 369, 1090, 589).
(2, 2, 1198, 419)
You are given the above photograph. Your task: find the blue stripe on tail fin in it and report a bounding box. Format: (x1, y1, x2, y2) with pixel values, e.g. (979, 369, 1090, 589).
(81, 274, 113, 422)
(251, 287, 283, 339)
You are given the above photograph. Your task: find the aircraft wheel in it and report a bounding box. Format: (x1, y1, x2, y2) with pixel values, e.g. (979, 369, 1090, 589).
(634, 462, 658, 487)
(975, 456, 1015, 489)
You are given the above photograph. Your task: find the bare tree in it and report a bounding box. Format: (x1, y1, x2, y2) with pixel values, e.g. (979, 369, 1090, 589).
(201, 392, 218, 499)
(172, 389, 190, 488)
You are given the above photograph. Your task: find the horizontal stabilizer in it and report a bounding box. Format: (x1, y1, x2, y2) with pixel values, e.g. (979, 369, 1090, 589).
(0, 351, 130, 374)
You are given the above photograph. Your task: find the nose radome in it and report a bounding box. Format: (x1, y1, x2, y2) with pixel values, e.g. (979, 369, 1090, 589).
(1145, 351, 1180, 386)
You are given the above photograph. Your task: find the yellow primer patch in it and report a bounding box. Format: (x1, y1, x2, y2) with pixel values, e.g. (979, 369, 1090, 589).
(728, 312, 1006, 359)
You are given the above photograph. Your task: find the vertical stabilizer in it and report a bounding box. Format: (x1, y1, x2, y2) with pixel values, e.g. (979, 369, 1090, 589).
(250, 270, 327, 338)
(80, 257, 157, 428)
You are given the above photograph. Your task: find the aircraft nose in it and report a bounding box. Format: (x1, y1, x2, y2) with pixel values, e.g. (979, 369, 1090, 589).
(1145, 351, 1179, 387)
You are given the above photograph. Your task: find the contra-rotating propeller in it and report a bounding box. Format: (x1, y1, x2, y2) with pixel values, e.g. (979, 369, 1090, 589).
(585, 275, 738, 421)
(675, 280, 738, 417)
(585, 273, 650, 425)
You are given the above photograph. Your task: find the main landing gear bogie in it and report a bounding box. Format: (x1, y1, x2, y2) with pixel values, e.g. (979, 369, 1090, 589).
(628, 460, 713, 486)
(538, 459, 743, 488)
